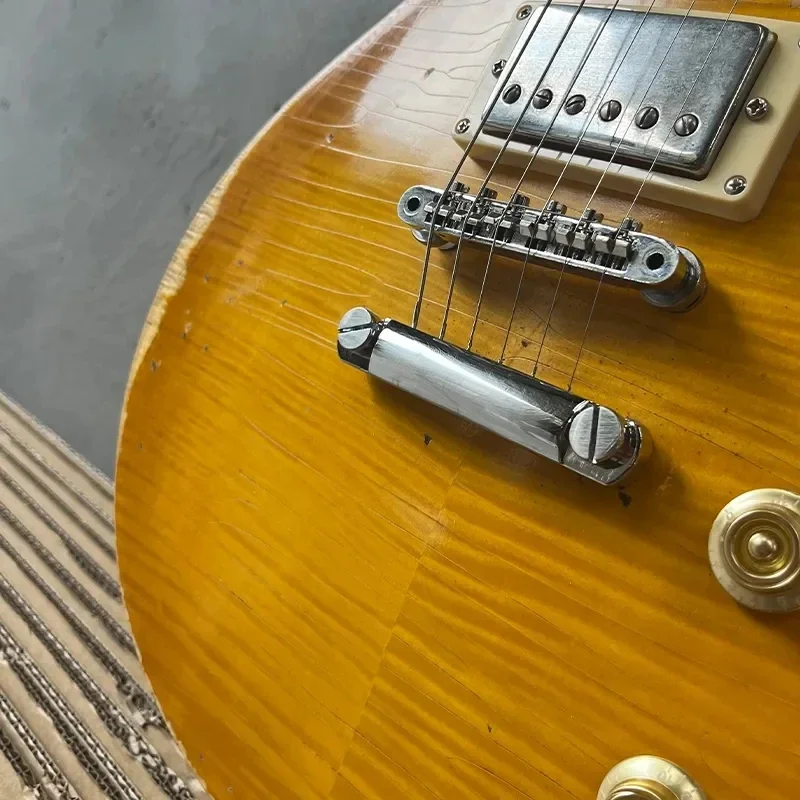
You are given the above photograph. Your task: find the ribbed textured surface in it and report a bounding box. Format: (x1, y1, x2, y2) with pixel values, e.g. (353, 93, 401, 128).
(0, 390, 208, 800)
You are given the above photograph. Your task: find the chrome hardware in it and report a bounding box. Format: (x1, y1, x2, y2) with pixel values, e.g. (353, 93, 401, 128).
(398, 185, 706, 311)
(724, 174, 747, 195)
(564, 93, 586, 115)
(516, 4, 532, 20)
(454, 118, 470, 134)
(598, 756, 706, 800)
(673, 113, 699, 137)
(503, 84, 522, 104)
(568, 404, 627, 464)
(411, 227, 455, 250)
(709, 489, 800, 612)
(482, 5, 775, 178)
(492, 59, 507, 77)
(532, 87, 553, 109)
(337, 308, 644, 485)
(744, 96, 770, 120)
(634, 106, 659, 130)
(598, 99, 622, 122)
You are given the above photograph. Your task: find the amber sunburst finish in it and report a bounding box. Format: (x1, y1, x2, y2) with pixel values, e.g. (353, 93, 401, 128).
(116, 1, 800, 798)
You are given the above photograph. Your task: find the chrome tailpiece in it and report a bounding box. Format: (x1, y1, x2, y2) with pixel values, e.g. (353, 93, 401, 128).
(398, 184, 706, 311)
(337, 307, 645, 486)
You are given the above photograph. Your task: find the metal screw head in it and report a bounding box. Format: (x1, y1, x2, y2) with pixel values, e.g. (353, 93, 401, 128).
(411, 228, 454, 250)
(598, 99, 622, 122)
(454, 118, 470, 135)
(564, 94, 586, 115)
(545, 199, 567, 215)
(502, 84, 522, 104)
(635, 106, 659, 130)
(724, 174, 747, 195)
(568, 403, 625, 464)
(491, 59, 506, 77)
(516, 5, 532, 19)
(745, 96, 769, 121)
(337, 307, 376, 351)
(673, 113, 699, 137)
(531, 88, 553, 109)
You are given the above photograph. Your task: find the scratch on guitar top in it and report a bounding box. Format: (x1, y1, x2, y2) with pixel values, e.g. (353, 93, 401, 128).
(445, 756, 546, 800)
(329, 79, 460, 116)
(294, 101, 452, 140)
(389, 18, 509, 38)
(345, 65, 470, 100)
(377, 37, 502, 57)
(357, 51, 475, 82)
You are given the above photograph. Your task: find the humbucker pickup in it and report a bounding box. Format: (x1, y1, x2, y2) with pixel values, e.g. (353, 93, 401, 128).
(398, 184, 706, 311)
(454, 4, 800, 221)
(484, 5, 775, 180)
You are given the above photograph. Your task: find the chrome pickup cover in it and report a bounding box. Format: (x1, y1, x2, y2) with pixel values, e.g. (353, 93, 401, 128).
(485, 5, 774, 179)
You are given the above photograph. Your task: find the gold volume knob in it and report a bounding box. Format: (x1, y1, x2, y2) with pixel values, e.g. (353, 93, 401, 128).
(709, 488, 800, 612)
(597, 756, 706, 800)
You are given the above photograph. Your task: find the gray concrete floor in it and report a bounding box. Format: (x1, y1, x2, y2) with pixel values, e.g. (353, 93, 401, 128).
(0, 0, 399, 477)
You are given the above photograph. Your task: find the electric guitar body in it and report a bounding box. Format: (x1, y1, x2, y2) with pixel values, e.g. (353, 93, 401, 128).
(116, 1, 800, 798)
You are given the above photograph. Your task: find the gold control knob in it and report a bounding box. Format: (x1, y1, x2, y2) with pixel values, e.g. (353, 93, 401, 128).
(709, 488, 800, 612)
(598, 756, 706, 800)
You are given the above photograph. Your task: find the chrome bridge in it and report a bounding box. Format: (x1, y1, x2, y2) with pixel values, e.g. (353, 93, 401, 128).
(337, 307, 645, 486)
(398, 184, 706, 311)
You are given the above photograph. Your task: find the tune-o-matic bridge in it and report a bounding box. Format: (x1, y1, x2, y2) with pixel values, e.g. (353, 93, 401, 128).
(398, 184, 706, 311)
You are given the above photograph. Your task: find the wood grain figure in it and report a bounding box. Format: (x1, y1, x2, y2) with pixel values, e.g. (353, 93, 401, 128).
(115, 1, 800, 797)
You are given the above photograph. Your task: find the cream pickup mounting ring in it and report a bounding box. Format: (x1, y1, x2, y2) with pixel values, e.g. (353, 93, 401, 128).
(455, 3, 800, 221)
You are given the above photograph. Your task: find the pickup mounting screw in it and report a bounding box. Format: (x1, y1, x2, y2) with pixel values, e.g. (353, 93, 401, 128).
(532, 88, 553, 109)
(724, 175, 747, 195)
(491, 59, 506, 77)
(455, 118, 470, 134)
(565, 94, 586, 115)
(517, 5, 532, 19)
(745, 96, 769, 121)
(503, 84, 522, 104)
(635, 106, 659, 129)
(673, 113, 699, 137)
(598, 99, 621, 122)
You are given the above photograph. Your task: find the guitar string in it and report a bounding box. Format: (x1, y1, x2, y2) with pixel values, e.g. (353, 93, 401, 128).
(531, 0, 700, 379)
(463, 0, 627, 352)
(492, 0, 661, 365)
(566, 0, 740, 391)
(411, 0, 556, 329)
(437, 0, 593, 340)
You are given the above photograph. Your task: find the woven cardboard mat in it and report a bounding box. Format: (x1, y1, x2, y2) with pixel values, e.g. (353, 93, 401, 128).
(0, 390, 208, 800)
